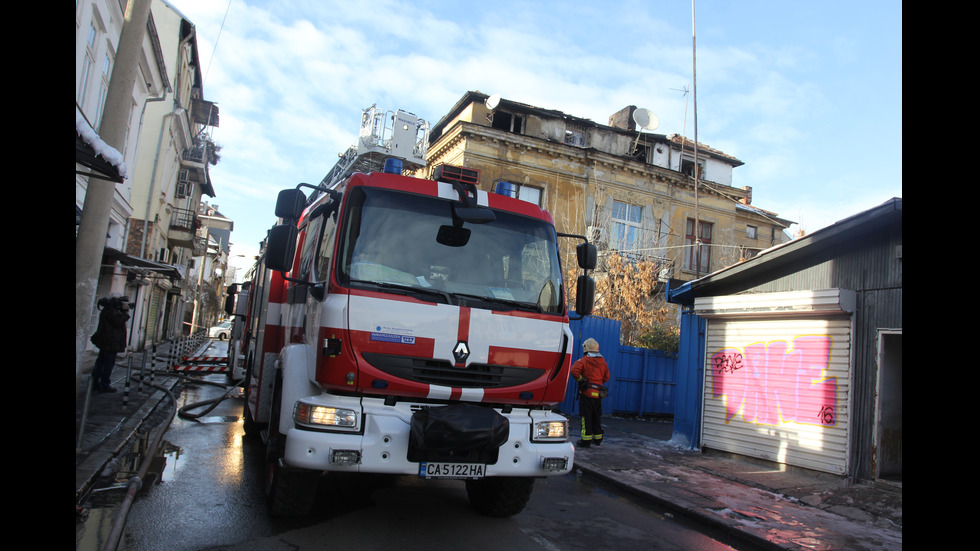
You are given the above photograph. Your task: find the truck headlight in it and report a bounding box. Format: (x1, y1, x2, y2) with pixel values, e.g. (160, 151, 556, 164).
(533, 419, 568, 441)
(294, 402, 358, 430)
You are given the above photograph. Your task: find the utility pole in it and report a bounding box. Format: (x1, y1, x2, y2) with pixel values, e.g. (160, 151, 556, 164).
(76, 0, 152, 397)
(691, 0, 701, 278)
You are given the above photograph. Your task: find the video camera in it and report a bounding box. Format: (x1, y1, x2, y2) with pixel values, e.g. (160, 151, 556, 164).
(97, 296, 130, 311)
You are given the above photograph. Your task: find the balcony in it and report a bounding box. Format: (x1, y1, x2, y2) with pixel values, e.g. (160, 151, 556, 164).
(193, 235, 208, 257)
(178, 141, 216, 197)
(181, 145, 210, 168)
(169, 207, 198, 249)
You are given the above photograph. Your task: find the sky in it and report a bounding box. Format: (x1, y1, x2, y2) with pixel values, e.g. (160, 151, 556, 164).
(163, 0, 902, 280)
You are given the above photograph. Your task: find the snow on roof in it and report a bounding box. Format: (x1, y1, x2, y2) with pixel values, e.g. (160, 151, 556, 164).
(76, 107, 128, 180)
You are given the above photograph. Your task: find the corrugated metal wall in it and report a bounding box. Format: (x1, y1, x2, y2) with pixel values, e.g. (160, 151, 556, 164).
(672, 309, 706, 448)
(610, 347, 676, 416)
(559, 314, 677, 417)
(850, 286, 902, 479)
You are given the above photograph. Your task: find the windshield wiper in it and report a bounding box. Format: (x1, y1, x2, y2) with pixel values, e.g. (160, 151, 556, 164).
(451, 293, 544, 313)
(349, 279, 453, 304)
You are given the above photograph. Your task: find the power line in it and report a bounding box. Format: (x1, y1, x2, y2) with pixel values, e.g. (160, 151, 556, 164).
(200, 0, 232, 87)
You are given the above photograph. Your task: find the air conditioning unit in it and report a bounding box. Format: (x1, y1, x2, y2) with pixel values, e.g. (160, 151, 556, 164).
(176, 180, 193, 198)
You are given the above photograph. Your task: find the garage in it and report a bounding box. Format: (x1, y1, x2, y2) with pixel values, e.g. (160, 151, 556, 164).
(668, 199, 901, 482)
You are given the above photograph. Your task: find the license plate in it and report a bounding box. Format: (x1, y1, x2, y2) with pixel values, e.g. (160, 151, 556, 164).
(419, 462, 486, 479)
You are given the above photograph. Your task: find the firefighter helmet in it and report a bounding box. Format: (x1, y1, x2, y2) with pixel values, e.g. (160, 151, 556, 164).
(583, 338, 599, 352)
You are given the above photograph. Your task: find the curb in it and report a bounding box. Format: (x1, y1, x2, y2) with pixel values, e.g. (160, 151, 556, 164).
(74, 379, 179, 503)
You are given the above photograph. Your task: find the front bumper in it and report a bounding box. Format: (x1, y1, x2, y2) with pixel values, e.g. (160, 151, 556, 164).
(283, 394, 574, 477)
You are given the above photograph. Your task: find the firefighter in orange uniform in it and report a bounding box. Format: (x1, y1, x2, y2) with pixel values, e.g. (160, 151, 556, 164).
(571, 338, 610, 448)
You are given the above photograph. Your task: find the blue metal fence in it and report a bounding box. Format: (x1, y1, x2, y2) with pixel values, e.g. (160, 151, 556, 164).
(558, 314, 677, 417)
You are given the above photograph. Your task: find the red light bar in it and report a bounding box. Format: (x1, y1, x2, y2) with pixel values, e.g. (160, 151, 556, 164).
(433, 164, 480, 186)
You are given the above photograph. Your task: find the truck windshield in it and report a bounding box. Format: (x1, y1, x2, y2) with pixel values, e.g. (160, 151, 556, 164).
(338, 186, 564, 314)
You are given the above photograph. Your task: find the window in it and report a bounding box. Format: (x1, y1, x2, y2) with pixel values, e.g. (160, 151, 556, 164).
(298, 214, 323, 282)
(491, 111, 524, 134)
(493, 181, 542, 206)
(77, 22, 98, 104)
(175, 181, 193, 198)
(611, 200, 642, 256)
(684, 218, 712, 274)
(631, 143, 651, 162)
(746, 225, 757, 239)
(316, 205, 339, 283)
(680, 156, 705, 179)
(564, 128, 585, 147)
(294, 197, 340, 285)
(95, 51, 111, 128)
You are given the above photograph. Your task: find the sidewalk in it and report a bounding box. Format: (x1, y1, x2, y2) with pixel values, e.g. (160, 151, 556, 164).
(573, 415, 902, 551)
(75, 343, 184, 506)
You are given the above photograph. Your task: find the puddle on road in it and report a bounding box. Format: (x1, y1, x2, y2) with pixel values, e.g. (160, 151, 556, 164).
(76, 430, 183, 551)
(195, 415, 241, 424)
(78, 372, 247, 551)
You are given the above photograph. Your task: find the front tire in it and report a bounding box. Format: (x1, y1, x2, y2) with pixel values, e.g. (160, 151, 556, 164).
(264, 369, 319, 516)
(241, 355, 260, 440)
(267, 461, 320, 517)
(465, 477, 535, 517)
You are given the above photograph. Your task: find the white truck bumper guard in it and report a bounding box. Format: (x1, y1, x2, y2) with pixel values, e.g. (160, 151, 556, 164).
(283, 394, 574, 477)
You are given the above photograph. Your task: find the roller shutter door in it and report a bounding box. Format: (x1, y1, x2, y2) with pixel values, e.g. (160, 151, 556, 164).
(146, 288, 162, 343)
(695, 290, 854, 475)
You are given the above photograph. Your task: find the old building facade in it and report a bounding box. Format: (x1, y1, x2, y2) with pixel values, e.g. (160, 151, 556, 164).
(123, 0, 221, 347)
(76, 0, 223, 355)
(416, 92, 792, 330)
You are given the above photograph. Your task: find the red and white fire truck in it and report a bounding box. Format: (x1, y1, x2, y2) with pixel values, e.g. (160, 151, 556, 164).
(229, 106, 596, 517)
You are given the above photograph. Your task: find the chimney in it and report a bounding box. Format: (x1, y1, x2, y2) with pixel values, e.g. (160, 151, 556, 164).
(741, 186, 753, 205)
(608, 106, 637, 130)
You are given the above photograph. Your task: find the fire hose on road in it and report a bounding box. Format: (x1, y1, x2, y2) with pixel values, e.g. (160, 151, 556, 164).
(99, 371, 244, 551)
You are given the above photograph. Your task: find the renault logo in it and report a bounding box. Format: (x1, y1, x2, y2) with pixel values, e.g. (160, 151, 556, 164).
(453, 341, 470, 364)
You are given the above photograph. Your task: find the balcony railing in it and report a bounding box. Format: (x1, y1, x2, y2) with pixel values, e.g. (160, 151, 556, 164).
(171, 207, 196, 233)
(181, 146, 209, 166)
(193, 235, 207, 257)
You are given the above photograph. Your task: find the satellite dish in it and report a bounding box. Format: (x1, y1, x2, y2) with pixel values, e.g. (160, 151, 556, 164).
(633, 108, 659, 131)
(485, 94, 501, 110)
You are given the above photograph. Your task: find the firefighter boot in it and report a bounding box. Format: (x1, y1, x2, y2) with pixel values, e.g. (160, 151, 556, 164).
(577, 439, 591, 448)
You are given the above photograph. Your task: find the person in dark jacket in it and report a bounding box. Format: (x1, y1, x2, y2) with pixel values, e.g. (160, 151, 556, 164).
(571, 338, 610, 448)
(91, 296, 130, 392)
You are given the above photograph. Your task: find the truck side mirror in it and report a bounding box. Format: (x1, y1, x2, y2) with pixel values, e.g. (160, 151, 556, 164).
(275, 188, 307, 220)
(575, 275, 595, 316)
(577, 243, 597, 270)
(222, 284, 238, 316)
(266, 224, 298, 273)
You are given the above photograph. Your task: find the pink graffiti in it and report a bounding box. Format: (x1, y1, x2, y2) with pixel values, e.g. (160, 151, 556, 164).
(710, 336, 837, 427)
